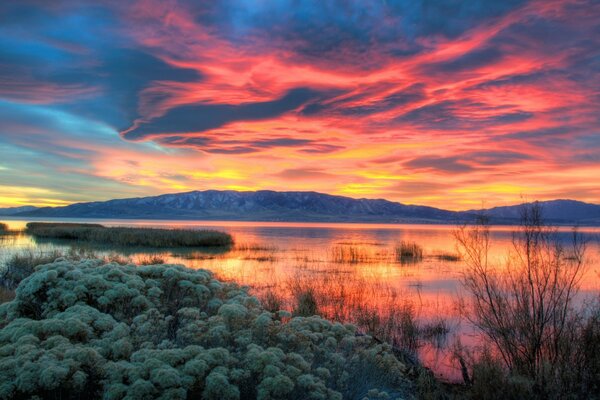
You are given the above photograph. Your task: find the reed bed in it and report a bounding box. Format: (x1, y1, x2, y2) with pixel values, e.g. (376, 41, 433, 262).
(431, 251, 461, 262)
(395, 241, 424, 262)
(26, 222, 233, 247)
(328, 245, 373, 263)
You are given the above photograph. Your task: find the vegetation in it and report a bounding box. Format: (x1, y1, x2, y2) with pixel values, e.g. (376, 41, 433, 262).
(0, 249, 65, 289)
(431, 252, 461, 262)
(0, 260, 418, 399)
(395, 241, 424, 263)
(137, 254, 167, 265)
(0, 223, 8, 233)
(454, 204, 600, 399)
(328, 245, 372, 263)
(0, 287, 14, 304)
(26, 222, 233, 248)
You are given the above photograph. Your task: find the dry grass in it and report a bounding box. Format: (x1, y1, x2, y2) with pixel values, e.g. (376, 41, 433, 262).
(137, 254, 167, 265)
(0, 249, 65, 289)
(328, 245, 372, 263)
(0, 286, 15, 304)
(235, 242, 278, 252)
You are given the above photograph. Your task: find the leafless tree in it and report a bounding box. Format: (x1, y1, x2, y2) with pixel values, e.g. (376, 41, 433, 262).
(454, 203, 587, 393)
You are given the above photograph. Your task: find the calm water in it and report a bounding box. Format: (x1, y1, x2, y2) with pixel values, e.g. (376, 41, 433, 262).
(1, 218, 599, 381)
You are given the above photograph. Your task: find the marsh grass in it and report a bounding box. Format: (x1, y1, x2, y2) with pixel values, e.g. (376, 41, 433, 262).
(26, 222, 233, 247)
(421, 319, 451, 349)
(0, 248, 65, 289)
(277, 261, 450, 358)
(259, 289, 285, 313)
(235, 242, 278, 252)
(328, 245, 373, 263)
(431, 251, 461, 262)
(396, 241, 424, 263)
(136, 254, 167, 265)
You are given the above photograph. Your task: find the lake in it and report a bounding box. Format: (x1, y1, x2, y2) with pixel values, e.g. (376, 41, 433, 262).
(1, 218, 599, 381)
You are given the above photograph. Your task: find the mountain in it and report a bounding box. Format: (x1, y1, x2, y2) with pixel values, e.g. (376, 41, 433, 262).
(16, 190, 462, 223)
(9, 191, 600, 225)
(0, 206, 38, 216)
(469, 199, 600, 225)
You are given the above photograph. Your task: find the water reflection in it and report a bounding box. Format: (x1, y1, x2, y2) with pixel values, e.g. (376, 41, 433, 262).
(1, 218, 599, 381)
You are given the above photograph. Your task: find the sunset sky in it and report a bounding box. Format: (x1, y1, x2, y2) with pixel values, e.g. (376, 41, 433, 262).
(1, 0, 599, 210)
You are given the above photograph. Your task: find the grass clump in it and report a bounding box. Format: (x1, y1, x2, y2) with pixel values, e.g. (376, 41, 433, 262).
(395, 241, 424, 263)
(328, 245, 371, 263)
(0, 260, 418, 399)
(26, 222, 233, 247)
(431, 252, 461, 262)
(0, 286, 15, 304)
(0, 249, 65, 289)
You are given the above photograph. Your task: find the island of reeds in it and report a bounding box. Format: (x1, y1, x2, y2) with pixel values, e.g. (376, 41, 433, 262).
(25, 222, 233, 248)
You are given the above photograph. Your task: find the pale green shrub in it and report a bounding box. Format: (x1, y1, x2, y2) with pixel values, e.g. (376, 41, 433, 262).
(0, 261, 416, 399)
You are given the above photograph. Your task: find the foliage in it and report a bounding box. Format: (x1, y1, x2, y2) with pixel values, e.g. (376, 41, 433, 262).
(0, 260, 416, 399)
(26, 223, 233, 247)
(0, 223, 8, 233)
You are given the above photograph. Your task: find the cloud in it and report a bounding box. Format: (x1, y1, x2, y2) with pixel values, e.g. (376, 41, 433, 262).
(154, 135, 335, 155)
(1, 0, 600, 208)
(405, 156, 474, 173)
(121, 88, 325, 140)
(274, 168, 337, 180)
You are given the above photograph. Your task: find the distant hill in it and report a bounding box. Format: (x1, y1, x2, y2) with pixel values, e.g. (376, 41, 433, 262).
(15, 190, 461, 223)
(469, 199, 600, 225)
(7, 191, 600, 225)
(0, 206, 38, 216)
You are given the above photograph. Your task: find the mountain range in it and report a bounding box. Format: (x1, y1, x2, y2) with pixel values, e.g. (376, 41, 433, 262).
(1, 190, 599, 225)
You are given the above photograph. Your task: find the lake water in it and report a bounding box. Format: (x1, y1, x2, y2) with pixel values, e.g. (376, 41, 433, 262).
(1, 218, 599, 381)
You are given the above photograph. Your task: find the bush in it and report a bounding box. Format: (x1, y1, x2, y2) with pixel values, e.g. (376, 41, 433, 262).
(0, 260, 417, 399)
(0, 223, 8, 233)
(455, 204, 599, 399)
(26, 223, 233, 247)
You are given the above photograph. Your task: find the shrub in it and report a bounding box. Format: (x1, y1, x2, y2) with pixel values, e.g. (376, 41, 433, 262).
(0, 223, 8, 233)
(455, 204, 598, 399)
(26, 223, 233, 247)
(0, 260, 417, 399)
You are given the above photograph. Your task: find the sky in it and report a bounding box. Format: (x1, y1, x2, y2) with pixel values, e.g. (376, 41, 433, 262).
(0, 0, 599, 210)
